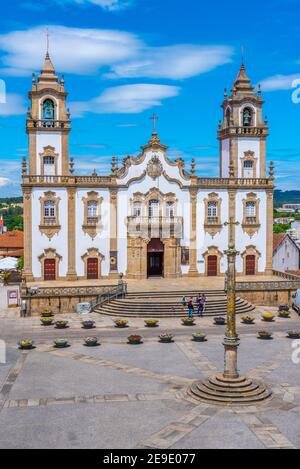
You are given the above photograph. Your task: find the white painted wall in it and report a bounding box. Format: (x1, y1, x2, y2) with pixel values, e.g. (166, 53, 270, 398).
(273, 237, 300, 272)
(31, 187, 69, 278)
(75, 189, 111, 277)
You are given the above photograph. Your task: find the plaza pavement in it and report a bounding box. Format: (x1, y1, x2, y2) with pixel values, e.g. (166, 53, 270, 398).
(0, 306, 299, 449)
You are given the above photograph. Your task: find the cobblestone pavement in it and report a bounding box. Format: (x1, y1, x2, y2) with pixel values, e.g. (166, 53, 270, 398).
(0, 306, 299, 449)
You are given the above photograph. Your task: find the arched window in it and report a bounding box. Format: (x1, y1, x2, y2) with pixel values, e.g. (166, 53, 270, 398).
(133, 202, 142, 217)
(87, 201, 98, 225)
(243, 107, 253, 127)
(43, 99, 55, 120)
(246, 201, 256, 223)
(226, 108, 231, 127)
(149, 199, 159, 218)
(207, 201, 218, 224)
(166, 202, 175, 218)
(44, 200, 56, 224)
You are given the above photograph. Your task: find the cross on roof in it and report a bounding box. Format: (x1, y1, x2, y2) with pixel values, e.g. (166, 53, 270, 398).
(150, 113, 159, 133)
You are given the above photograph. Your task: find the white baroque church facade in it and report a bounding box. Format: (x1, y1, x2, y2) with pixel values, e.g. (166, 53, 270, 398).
(22, 52, 275, 282)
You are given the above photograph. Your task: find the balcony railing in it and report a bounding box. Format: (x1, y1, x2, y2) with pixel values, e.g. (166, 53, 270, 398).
(43, 217, 57, 226)
(218, 126, 269, 138)
(26, 119, 71, 130)
(245, 216, 258, 225)
(206, 216, 219, 225)
(87, 217, 98, 226)
(128, 216, 183, 239)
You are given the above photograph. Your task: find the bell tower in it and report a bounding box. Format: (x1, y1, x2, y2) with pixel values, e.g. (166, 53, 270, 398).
(218, 63, 268, 179)
(26, 50, 71, 176)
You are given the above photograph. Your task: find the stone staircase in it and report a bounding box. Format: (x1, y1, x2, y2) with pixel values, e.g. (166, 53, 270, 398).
(93, 290, 255, 318)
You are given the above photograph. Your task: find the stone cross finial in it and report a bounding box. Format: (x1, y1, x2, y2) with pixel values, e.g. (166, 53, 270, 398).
(150, 113, 158, 133)
(69, 157, 74, 175)
(191, 158, 196, 175)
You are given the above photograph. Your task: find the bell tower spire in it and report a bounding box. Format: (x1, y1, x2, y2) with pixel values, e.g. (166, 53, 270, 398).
(26, 40, 71, 176)
(218, 61, 268, 179)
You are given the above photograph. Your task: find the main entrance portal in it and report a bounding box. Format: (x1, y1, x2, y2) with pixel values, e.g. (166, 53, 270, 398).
(147, 238, 164, 277)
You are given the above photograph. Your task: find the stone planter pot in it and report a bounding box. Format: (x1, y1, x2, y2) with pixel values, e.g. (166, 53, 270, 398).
(55, 321, 69, 329)
(54, 339, 69, 349)
(214, 317, 226, 326)
(258, 331, 273, 340)
(40, 318, 54, 326)
(145, 320, 159, 328)
(182, 318, 195, 326)
(242, 316, 255, 325)
(128, 335, 143, 345)
(159, 334, 174, 343)
(84, 337, 100, 347)
(192, 333, 207, 342)
(18, 340, 34, 350)
(82, 321, 96, 329)
(114, 320, 129, 329)
(287, 332, 300, 339)
(262, 314, 275, 322)
(41, 312, 54, 318)
(278, 312, 290, 319)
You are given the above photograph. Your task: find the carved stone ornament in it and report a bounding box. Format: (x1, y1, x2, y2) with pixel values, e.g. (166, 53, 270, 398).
(147, 155, 163, 180)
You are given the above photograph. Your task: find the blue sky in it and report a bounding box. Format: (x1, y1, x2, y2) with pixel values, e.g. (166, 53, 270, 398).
(0, 0, 300, 196)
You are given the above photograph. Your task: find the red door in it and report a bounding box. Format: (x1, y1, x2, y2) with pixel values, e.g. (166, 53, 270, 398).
(87, 258, 99, 280)
(246, 255, 256, 275)
(207, 256, 218, 276)
(44, 259, 56, 281)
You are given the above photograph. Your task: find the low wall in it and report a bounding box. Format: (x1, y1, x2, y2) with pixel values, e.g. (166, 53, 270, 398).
(22, 284, 124, 316)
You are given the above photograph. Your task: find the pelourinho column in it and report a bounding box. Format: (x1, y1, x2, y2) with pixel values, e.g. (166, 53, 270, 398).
(265, 161, 275, 275)
(23, 186, 34, 281)
(188, 187, 198, 276)
(66, 186, 78, 281)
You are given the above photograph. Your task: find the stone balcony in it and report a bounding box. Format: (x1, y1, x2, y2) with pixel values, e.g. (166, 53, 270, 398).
(26, 119, 71, 131)
(218, 125, 269, 139)
(127, 216, 183, 240)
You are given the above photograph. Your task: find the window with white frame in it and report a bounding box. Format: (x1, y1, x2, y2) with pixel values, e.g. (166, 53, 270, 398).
(87, 201, 98, 225)
(149, 199, 159, 218)
(207, 201, 218, 224)
(166, 202, 175, 218)
(43, 200, 56, 224)
(133, 202, 142, 217)
(246, 201, 256, 223)
(43, 155, 55, 176)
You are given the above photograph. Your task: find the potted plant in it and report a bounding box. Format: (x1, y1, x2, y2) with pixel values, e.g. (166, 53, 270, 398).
(258, 331, 273, 340)
(262, 313, 275, 322)
(128, 335, 143, 345)
(214, 317, 226, 325)
(278, 305, 290, 312)
(287, 331, 300, 339)
(18, 339, 34, 350)
(55, 320, 69, 329)
(192, 332, 207, 342)
(40, 309, 54, 318)
(159, 333, 174, 343)
(145, 319, 159, 328)
(278, 311, 290, 318)
(182, 317, 195, 326)
(114, 319, 128, 328)
(40, 317, 54, 326)
(242, 316, 255, 325)
(54, 339, 69, 349)
(82, 320, 96, 329)
(84, 337, 100, 347)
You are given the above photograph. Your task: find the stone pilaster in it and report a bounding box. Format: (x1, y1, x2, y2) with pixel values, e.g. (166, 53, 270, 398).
(189, 188, 198, 276)
(265, 188, 274, 275)
(61, 133, 69, 175)
(164, 238, 181, 278)
(260, 138, 267, 178)
(66, 187, 78, 280)
(109, 188, 119, 278)
(23, 187, 34, 281)
(230, 138, 238, 177)
(28, 133, 37, 175)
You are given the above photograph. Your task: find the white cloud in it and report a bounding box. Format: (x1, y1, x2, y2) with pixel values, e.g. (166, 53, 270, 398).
(70, 84, 180, 116)
(107, 45, 233, 80)
(0, 26, 142, 76)
(51, 0, 133, 10)
(0, 25, 233, 80)
(0, 93, 26, 116)
(0, 177, 10, 187)
(260, 74, 300, 91)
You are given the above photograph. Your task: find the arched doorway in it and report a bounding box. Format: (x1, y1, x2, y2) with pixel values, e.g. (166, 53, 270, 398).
(147, 238, 164, 277)
(207, 255, 218, 277)
(245, 255, 256, 275)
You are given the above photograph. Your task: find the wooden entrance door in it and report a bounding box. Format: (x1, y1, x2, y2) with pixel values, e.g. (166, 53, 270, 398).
(87, 258, 99, 280)
(147, 239, 164, 277)
(246, 255, 256, 275)
(207, 256, 218, 276)
(44, 259, 56, 281)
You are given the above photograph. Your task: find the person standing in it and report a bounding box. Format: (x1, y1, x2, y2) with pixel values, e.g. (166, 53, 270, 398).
(198, 294, 206, 318)
(187, 297, 194, 318)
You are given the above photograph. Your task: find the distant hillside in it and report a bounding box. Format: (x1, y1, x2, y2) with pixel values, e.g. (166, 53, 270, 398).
(0, 197, 23, 204)
(274, 190, 300, 207)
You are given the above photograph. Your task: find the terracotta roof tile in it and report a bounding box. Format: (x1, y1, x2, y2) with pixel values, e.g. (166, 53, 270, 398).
(0, 230, 24, 249)
(273, 233, 287, 253)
